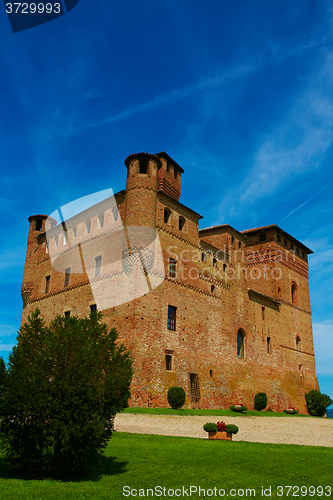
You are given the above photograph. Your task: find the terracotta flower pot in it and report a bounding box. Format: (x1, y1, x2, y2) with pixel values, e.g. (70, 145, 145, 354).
(208, 431, 232, 440)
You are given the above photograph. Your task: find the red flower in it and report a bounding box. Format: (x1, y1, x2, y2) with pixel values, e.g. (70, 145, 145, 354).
(217, 420, 226, 432)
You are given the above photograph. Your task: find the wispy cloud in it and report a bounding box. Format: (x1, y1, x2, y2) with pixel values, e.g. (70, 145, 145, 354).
(279, 184, 331, 223)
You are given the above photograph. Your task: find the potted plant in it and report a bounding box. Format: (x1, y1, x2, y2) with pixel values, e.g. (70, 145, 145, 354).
(203, 421, 239, 440)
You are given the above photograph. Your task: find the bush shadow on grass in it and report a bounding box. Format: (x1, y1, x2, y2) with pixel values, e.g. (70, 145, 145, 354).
(0, 454, 128, 482)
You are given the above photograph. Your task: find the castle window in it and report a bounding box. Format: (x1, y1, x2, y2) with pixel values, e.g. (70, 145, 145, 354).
(213, 258, 217, 267)
(231, 236, 234, 245)
(98, 214, 104, 228)
(65, 311, 70, 318)
(201, 252, 206, 262)
(64, 268, 70, 288)
(179, 216, 185, 231)
(45, 275, 50, 294)
(278, 286, 281, 297)
(174, 168, 178, 179)
(164, 208, 171, 224)
(165, 354, 172, 371)
(223, 263, 227, 272)
(139, 159, 148, 174)
(238, 241, 242, 249)
(166, 163, 171, 173)
(296, 248, 300, 255)
(90, 304, 97, 313)
(284, 239, 288, 247)
(291, 282, 298, 305)
(209, 369, 213, 377)
(112, 207, 118, 222)
(85, 220, 91, 234)
(211, 285, 215, 293)
(168, 305, 177, 331)
(277, 235, 281, 243)
(267, 337, 271, 353)
(189, 373, 200, 402)
(290, 243, 294, 251)
(262, 306, 265, 320)
(95, 255, 102, 277)
(302, 251, 305, 259)
(169, 258, 177, 278)
(35, 219, 43, 231)
(296, 335, 301, 350)
(259, 234, 266, 242)
(237, 329, 245, 359)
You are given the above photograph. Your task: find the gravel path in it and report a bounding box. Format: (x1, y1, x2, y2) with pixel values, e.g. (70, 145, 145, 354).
(114, 414, 333, 447)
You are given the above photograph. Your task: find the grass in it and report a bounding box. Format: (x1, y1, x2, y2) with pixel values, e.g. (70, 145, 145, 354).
(0, 432, 332, 499)
(123, 406, 314, 417)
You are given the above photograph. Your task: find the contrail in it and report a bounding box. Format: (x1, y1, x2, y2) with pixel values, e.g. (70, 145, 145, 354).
(279, 183, 331, 223)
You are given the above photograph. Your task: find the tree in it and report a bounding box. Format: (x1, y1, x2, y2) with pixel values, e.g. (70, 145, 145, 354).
(0, 309, 133, 477)
(305, 389, 332, 417)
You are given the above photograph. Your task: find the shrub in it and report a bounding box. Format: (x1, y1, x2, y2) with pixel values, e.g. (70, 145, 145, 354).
(283, 408, 298, 414)
(230, 404, 247, 412)
(203, 422, 217, 433)
(225, 424, 239, 434)
(254, 392, 268, 411)
(0, 309, 133, 478)
(167, 386, 186, 409)
(305, 390, 332, 417)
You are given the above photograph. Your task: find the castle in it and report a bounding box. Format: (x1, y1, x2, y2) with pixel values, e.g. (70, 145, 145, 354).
(21, 152, 319, 412)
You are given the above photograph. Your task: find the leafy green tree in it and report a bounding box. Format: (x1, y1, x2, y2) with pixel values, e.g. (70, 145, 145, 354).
(0, 309, 133, 477)
(305, 389, 332, 417)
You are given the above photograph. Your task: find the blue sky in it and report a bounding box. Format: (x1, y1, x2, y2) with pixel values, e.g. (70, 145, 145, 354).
(0, 0, 332, 406)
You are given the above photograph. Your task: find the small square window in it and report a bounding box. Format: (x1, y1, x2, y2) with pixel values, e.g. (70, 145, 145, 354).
(65, 311, 70, 318)
(259, 234, 266, 242)
(168, 305, 177, 331)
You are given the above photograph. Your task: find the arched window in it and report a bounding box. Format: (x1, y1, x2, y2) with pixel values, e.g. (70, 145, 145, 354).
(201, 252, 206, 262)
(296, 335, 301, 351)
(211, 285, 215, 293)
(213, 258, 217, 267)
(237, 329, 245, 359)
(291, 282, 298, 304)
(179, 216, 185, 231)
(164, 208, 171, 224)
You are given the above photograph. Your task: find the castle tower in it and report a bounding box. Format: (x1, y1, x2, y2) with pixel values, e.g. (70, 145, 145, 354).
(124, 152, 161, 227)
(21, 215, 49, 308)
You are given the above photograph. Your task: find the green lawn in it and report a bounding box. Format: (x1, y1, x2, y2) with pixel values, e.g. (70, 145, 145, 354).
(0, 432, 331, 499)
(123, 406, 314, 417)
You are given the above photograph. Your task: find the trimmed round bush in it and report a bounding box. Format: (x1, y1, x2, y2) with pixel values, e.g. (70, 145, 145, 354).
(203, 422, 217, 433)
(305, 390, 332, 417)
(229, 405, 235, 411)
(225, 424, 239, 434)
(230, 405, 247, 412)
(254, 392, 268, 411)
(167, 386, 186, 409)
